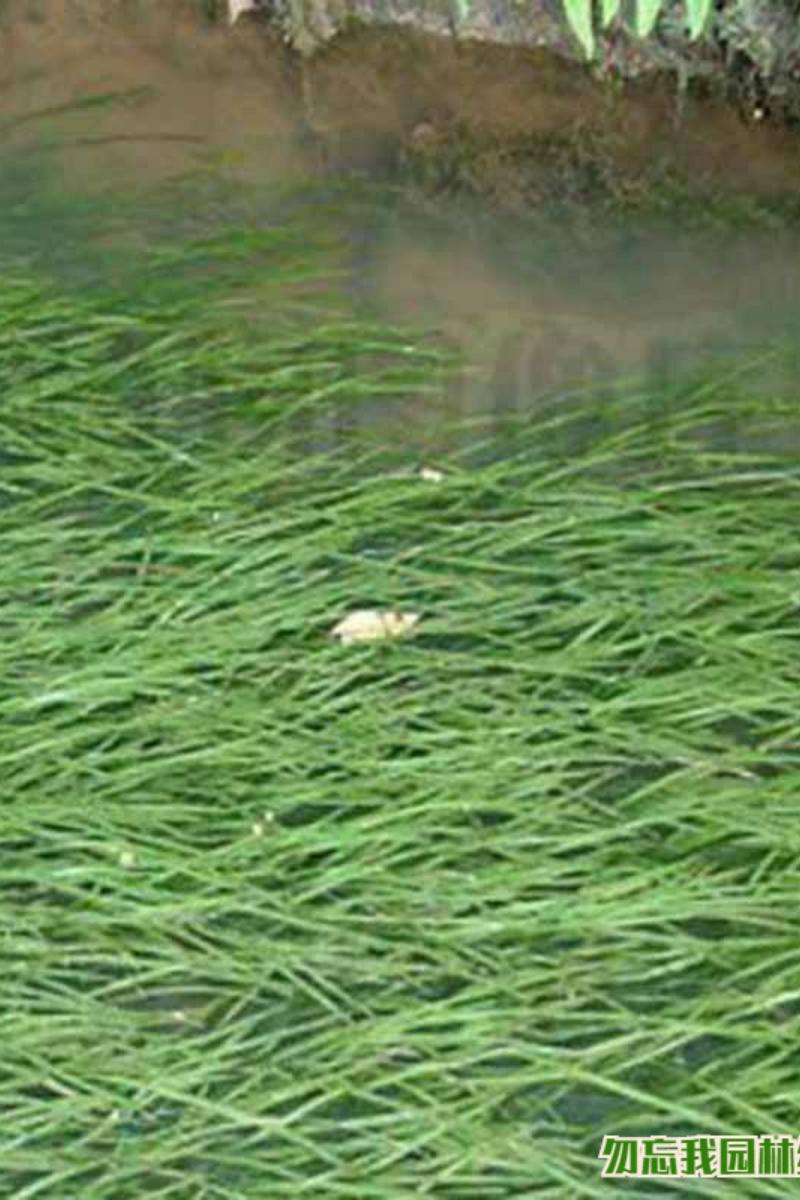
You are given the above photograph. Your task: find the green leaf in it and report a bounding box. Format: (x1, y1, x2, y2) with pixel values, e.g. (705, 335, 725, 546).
(563, 0, 595, 58)
(601, 0, 621, 28)
(635, 0, 663, 38)
(686, 0, 712, 39)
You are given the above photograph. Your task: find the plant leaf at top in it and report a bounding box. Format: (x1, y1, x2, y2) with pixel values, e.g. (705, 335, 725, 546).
(563, 0, 595, 59)
(601, 0, 622, 29)
(635, 0, 663, 39)
(686, 0, 713, 40)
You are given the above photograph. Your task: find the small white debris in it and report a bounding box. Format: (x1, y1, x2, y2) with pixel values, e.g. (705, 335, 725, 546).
(118, 848, 137, 870)
(331, 610, 420, 646)
(251, 812, 275, 838)
(419, 466, 444, 483)
(409, 122, 440, 152)
(227, 0, 258, 23)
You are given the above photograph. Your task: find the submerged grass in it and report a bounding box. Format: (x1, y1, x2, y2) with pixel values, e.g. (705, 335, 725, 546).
(2, 234, 800, 1199)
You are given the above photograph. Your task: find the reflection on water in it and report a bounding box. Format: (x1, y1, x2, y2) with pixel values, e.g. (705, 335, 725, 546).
(355, 200, 800, 419)
(1, 0, 800, 460)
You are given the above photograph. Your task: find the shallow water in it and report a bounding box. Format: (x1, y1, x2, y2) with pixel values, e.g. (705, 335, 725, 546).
(4, 15, 800, 1190)
(2, 1, 800, 459)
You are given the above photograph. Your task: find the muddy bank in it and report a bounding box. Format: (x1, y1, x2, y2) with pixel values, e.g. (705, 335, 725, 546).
(2, 2, 800, 206)
(231, 0, 800, 134)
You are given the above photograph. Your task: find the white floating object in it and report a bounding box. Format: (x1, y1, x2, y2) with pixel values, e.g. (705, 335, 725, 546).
(419, 466, 444, 482)
(228, 0, 258, 23)
(331, 610, 420, 646)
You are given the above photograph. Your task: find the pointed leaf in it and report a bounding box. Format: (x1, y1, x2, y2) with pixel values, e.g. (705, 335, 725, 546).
(600, 0, 621, 28)
(227, 0, 258, 22)
(686, 0, 712, 39)
(636, 0, 663, 39)
(562, 0, 595, 59)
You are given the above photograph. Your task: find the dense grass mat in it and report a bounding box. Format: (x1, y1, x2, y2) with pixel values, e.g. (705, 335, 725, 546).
(2, 244, 799, 1198)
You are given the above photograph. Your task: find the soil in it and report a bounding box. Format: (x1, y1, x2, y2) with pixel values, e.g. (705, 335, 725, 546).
(1, 0, 799, 204)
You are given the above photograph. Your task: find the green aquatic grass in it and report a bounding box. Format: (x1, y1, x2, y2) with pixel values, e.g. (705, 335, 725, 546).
(2, 245, 800, 1199)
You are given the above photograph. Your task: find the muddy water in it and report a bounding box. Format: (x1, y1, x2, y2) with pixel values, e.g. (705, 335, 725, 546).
(360, 209, 800, 407)
(3, 1, 800, 452)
